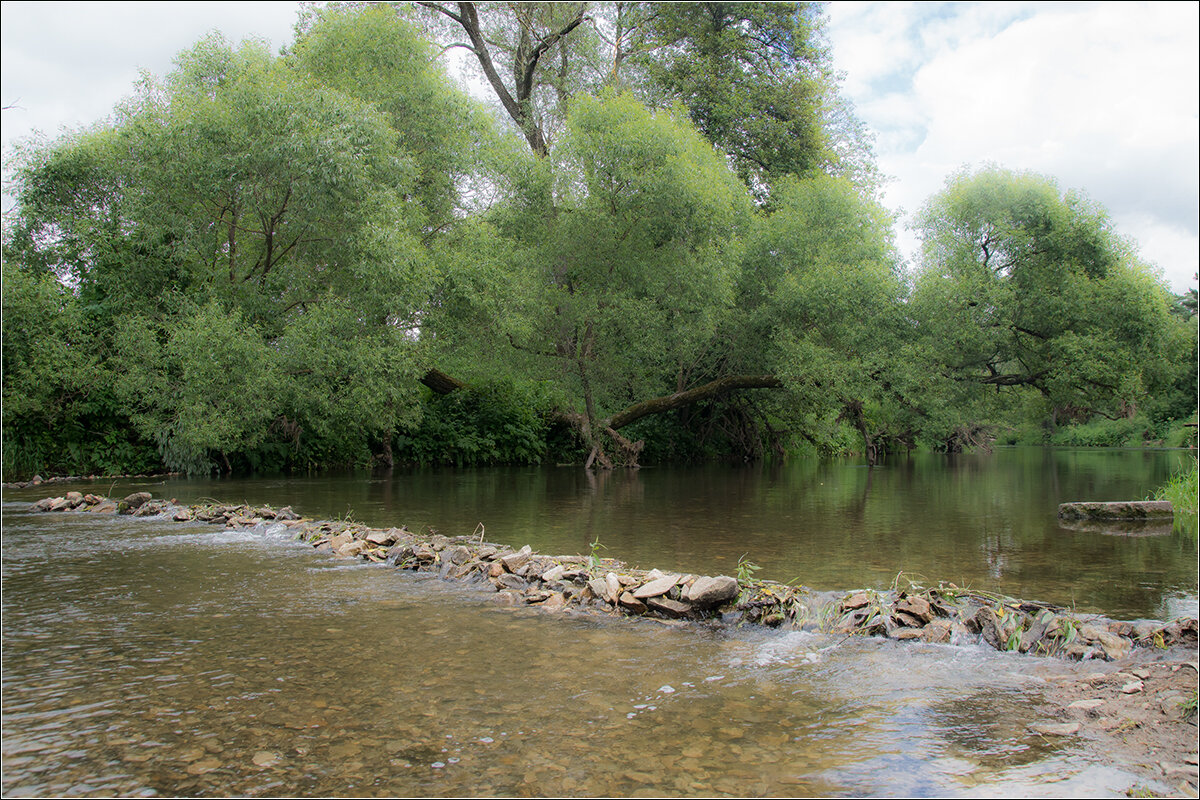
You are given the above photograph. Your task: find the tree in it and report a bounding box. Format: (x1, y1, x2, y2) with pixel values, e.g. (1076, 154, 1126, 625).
(911, 167, 1178, 430)
(4, 15, 476, 471)
(427, 92, 758, 465)
(416, 1, 589, 157)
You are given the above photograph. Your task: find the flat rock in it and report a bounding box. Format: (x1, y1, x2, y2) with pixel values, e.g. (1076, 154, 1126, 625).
(684, 575, 739, 607)
(842, 592, 871, 610)
(895, 594, 933, 623)
(1068, 698, 1106, 710)
(1058, 500, 1174, 520)
(541, 564, 565, 583)
(1120, 680, 1145, 694)
(633, 574, 681, 599)
(646, 596, 691, 618)
(497, 574, 528, 591)
(618, 591, 647, 613)
(1029, 722, 1081, 736)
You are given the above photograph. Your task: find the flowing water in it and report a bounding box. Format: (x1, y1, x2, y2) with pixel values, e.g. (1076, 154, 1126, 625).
(2, 448, 1196, 796)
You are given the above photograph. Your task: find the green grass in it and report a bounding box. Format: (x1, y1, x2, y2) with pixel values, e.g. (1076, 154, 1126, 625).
(1155, 457, 1198, 536)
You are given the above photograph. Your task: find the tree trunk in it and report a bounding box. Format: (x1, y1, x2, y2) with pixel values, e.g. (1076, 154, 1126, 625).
(420, 368, 467, 395)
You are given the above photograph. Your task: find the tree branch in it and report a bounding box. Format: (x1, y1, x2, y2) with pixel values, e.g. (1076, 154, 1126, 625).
(606, 374, 783, 430)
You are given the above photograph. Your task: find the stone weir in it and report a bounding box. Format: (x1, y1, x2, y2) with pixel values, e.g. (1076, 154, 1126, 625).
(30, 491, 1199, 662)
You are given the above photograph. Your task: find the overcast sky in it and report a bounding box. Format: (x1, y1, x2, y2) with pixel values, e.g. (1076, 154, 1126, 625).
(2, 1, 1196, 292)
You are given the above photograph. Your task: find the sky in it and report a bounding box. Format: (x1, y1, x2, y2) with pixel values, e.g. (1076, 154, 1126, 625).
(2, 1, 1197, 292)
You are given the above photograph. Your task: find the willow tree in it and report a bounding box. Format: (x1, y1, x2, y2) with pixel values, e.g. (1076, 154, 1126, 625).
(911, 167, 1179, 436)
(5, 12, 483, 471)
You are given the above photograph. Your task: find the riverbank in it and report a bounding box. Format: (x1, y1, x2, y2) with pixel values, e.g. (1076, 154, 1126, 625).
(28, 489, 1200, 795)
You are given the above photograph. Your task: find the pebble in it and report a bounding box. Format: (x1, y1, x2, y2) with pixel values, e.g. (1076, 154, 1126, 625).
(1121, 680, 1145, 695)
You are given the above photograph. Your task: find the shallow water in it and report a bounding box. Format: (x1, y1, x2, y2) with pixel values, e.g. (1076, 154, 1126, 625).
(2, 449, 1195, 796)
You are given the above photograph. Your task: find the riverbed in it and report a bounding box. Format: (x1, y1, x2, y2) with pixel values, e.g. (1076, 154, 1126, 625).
(3, 449, 1196, 796)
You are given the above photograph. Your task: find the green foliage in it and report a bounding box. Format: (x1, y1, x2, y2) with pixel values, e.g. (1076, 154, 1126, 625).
(1155, 457, 1198, 536)
(911, 167, 1180, 440)
(393, 381, 554, 467)
(644, 2, 853, 197)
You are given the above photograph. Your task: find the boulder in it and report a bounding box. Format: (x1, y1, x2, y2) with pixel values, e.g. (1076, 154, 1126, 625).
(683, 576, 739, 607)
(65, 491, 84, 508)
(541, 564, 566, 583)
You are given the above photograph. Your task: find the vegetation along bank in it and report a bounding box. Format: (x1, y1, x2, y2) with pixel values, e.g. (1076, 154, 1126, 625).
(4, 3, 1196, 481)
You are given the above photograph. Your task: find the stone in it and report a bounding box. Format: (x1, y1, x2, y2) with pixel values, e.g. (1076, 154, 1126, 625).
(497, 573, 528, 591)
(30, 498, 55, 512)
(1029, 722, 1080, 736)
(893, 610, 926, 629)
(501, 545, 533, 572)
(633, 574, 681, 599)
(446, 545, 471, 565)
(121, 492, 153, 512)
(586, 578, 608, 602)
(540, 592, 567, 612)
(683, 576, 739, 607)
(329, 532, 354, 551)
(252, 751, 281, 767)
(921, 619, 954, 644)
(275, 506, 301, 521)
(1057, 500, 1174, 520)
(364, 528, 401, 546)
(889, 628, 924, 641)
(605, 572, 622, 603)
(1093, 630, 1131, 661)
(488, 561, 505, 578)
(646, 596, 691, 618)
(173, 509, 192, 521)
(336, 540, 367, 558)
(494, 590, 523, 606)
(842, 592, 871, 610)
(64, 491, 84, 508)
(49, 496, 71, 511)
(1120, 680, 1145, 694)
(894, 594, 933, 623)
(1068, 699, 1105, 710)
(619, 592, 647, 613)
(541, 564, 565, 583)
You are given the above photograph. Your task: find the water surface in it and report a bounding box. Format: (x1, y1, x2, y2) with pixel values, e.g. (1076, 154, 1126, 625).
(3, 448, 1195, 796)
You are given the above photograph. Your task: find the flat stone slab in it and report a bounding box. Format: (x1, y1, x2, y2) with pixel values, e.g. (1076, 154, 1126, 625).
(1058, 501, 1174, 520)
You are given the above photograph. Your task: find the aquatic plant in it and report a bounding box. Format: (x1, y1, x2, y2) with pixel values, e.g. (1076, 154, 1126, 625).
(1155, 457, 1198, 536)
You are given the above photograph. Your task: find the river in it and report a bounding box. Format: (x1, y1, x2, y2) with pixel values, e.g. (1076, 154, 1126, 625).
(2, 448, 1196, 796)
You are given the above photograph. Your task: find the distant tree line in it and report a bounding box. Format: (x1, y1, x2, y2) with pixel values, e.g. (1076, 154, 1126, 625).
(3, 3, 1195, 478)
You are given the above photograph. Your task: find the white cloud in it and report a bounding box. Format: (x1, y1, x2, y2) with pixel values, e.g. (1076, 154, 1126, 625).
(828, 1, 1199, 292)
